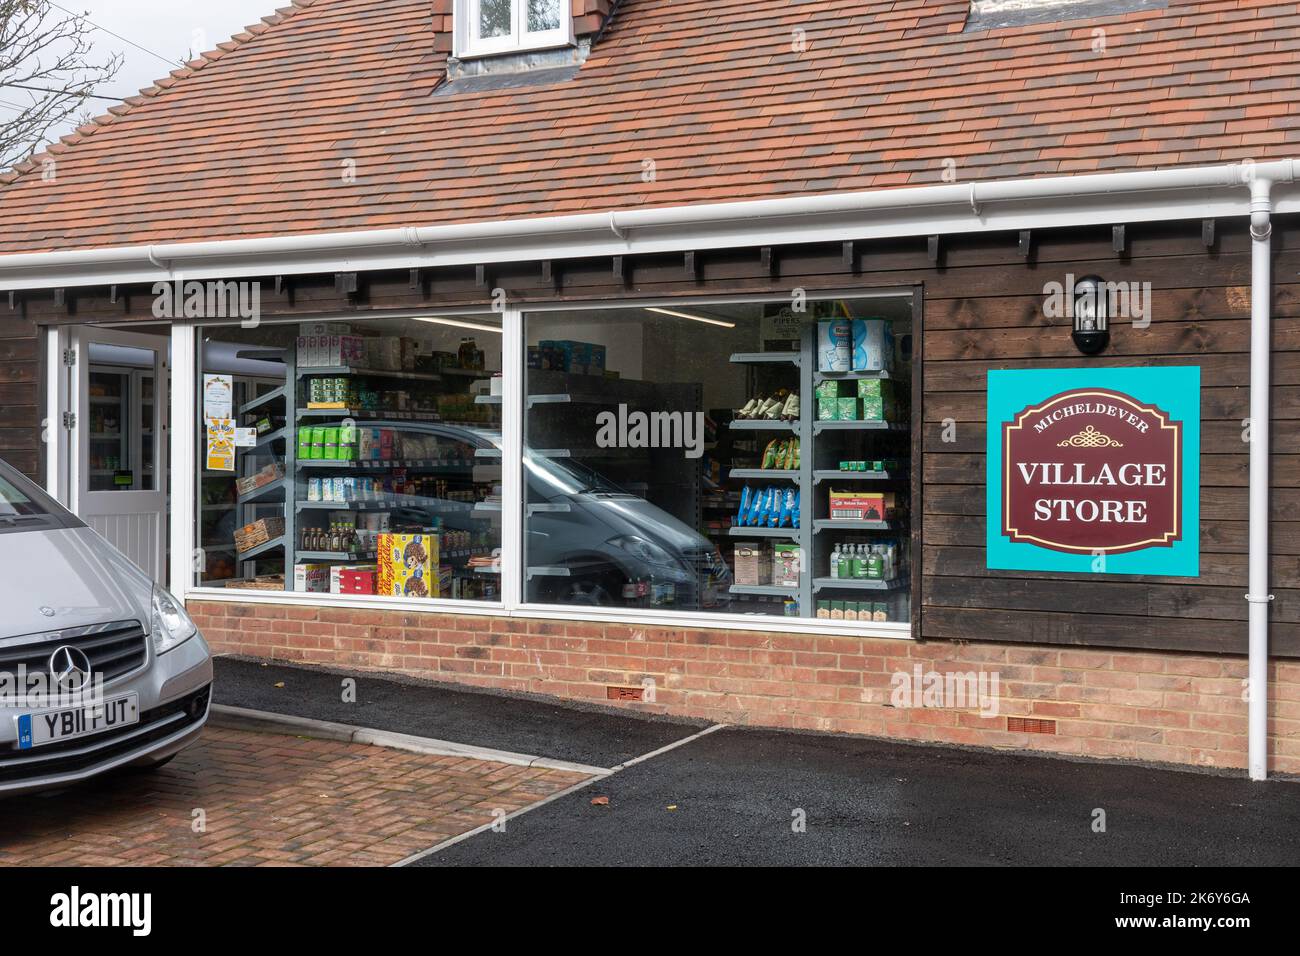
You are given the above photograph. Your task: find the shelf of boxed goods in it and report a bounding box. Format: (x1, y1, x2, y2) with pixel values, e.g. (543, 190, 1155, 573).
(252, 427, 288, 450)
(729, 351, 800, 366)
(236, 476, 287, 506)
(729, 419, 798, 432)
(296, 458, 479, 472)
(298, 548, 379, 562)
(812, 420, 906, 435)
(729, 584, 799, 597)
(296, 365, 445, 383)
(812, 368, 891, 384)
(811, 577, 906, 593)
(729, 468, 799, 482)
(727, 525, 801, 539)
(235, 535, 287, 562)
(296, 408, 444, 422)
(293, 495, 479, 514)
(239, 386, 286, 416)
(811, 518, 899, 532)
(811, 469, 903, 484)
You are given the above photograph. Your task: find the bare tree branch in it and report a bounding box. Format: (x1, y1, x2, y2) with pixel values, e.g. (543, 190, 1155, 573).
(0, 0, 123, 170)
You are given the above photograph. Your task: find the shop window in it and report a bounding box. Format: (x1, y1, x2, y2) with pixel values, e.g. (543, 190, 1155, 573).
(195, 315, 503, 602)
(523, 297, 915, 624)
(456, 0, 570, 58)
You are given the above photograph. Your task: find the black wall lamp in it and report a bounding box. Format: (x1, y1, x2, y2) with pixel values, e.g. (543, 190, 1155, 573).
(1072, 274, 1110, 355)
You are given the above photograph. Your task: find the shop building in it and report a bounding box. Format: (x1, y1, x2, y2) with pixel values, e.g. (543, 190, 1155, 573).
(0, 0, 1297, 776)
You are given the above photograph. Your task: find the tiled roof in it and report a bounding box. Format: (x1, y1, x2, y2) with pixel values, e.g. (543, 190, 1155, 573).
(0, 0, 1296, 255)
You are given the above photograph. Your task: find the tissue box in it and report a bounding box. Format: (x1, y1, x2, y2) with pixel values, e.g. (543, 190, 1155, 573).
(817, 320, 852, 372)
(851, 319, 893, 372)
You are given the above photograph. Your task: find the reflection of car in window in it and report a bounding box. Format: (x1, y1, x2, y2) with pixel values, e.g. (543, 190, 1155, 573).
(386, 422, 732, 609)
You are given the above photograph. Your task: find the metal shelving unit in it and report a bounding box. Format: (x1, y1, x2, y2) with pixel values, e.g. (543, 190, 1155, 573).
(726, 323, 908, 618)
(288, 361, 502, 593)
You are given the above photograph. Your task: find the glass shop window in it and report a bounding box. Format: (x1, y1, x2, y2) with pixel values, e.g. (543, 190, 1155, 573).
(522, 297, 914, 624)
(194, 315, 503, 601)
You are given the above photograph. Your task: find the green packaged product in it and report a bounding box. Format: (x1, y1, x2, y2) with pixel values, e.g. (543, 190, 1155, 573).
(817, 396, 839, 421)
(837, 397, 859, 421)
(323, 427, 339, 460)
(339, 421, 356, 460)
(815, 380, 840, 401)
(309, 426, 326, 460)
(858, 378, 894, 421)
(297, 426, 312, 459)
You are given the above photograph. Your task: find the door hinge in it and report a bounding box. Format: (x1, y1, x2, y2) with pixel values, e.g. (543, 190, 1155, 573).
(62, 348, 76, 367)
(62, 411, 75, 430)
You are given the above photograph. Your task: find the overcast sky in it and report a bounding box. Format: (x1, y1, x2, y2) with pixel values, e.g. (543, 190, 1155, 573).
(5, 0, 280, 152)
(75, 0, 279, 98)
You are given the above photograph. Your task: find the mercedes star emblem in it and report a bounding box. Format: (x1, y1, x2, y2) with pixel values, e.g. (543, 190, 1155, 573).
(49, 645, 93, 693)
(39, 606, 55, 617)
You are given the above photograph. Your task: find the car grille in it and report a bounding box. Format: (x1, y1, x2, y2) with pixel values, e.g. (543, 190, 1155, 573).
(0, 686, 210, 784)
(0, 620, 149, 686)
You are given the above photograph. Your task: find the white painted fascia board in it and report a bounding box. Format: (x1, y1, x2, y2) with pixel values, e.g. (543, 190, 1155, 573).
(1, 160, 1295, 292)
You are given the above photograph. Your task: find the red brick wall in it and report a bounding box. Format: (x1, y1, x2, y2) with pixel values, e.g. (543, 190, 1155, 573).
(190, 600, 1300, 775)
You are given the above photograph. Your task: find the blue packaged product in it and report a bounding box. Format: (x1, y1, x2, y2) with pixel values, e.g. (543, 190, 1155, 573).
(778, 488, 796, 527)
(792, 490, 801, 528)
(737, 486, 752, 526)
(747, 487, 765, 526)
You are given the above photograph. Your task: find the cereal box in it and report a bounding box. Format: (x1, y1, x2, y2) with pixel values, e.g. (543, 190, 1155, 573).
(377, 532, 440, 599)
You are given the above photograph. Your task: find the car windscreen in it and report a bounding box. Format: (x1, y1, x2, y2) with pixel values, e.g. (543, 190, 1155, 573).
(0, 462, 81, 534)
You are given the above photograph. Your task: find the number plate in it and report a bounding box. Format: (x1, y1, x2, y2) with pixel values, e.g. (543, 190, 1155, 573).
(15, 694, 140, 750)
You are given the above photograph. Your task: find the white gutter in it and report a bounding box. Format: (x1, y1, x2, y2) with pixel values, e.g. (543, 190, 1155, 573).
(1, 160, 1298, 291)
(1246, 174, 1277, 781)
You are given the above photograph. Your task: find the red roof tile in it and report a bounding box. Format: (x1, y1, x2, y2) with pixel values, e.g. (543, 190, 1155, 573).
(0, 0, 1297, 255)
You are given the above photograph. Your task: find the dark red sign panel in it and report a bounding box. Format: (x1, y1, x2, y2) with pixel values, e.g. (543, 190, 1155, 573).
(1001, 387, 1183, 555)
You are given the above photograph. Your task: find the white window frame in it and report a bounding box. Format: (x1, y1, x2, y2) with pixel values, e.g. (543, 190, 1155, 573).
(454, 0, 573, 60)
(175, 289, 918, 643)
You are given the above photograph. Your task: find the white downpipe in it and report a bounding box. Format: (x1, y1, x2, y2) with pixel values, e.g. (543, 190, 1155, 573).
(1247, 177, 1275, 781)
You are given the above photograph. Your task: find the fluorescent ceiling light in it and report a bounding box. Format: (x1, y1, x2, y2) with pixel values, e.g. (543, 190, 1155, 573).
(412, 316, 503, 334)
(645, 307, 736, 329)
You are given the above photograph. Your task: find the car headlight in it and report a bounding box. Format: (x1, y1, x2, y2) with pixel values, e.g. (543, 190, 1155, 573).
(151, 585, 197, 654)
(606, 534, 673, 566)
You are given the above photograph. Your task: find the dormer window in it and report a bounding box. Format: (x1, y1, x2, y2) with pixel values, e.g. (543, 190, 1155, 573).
(456, 0, 572, 58)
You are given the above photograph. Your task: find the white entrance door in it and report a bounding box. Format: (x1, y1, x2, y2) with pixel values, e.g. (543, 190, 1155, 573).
(67, 327, 170, 584)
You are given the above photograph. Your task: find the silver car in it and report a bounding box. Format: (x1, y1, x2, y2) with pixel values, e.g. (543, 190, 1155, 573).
(0, 457, 211, 794)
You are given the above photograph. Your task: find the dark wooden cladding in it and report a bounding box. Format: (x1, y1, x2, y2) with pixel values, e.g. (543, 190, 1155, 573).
(921, 217, 1300, 658)
(0, 312, 40, 479)
(2, 214, 1296, 655)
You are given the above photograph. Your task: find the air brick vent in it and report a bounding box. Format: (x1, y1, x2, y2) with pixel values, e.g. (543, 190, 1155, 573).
(1008, 717, 1057, 734)
(606, 686, 643, 701)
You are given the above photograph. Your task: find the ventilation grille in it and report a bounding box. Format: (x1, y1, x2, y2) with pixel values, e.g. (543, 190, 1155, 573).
(1008, 717, 1057, 734)
(606, 686, 643, 701)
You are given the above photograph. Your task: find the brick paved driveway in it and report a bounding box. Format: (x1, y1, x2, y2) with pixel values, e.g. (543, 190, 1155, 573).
(0, 727, 589, 866)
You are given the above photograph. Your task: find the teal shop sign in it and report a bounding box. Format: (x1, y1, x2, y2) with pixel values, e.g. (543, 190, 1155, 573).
(986, 366, 1200, 577)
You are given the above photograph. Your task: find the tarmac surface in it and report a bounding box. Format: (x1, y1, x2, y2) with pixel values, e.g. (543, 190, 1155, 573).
(214, 657, 1300, 867)
(213, 656, 705, 768)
